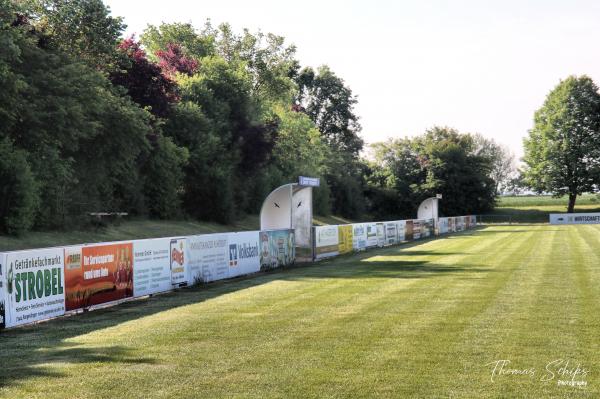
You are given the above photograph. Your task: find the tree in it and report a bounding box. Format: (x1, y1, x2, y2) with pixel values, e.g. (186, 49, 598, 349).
(523, 75, 600, 212)
(0, 138, 39, 235)
(140, 22, 215, 60)
(110, 36, 178, 118)
(369, 127, 497, 217)
(156, 43, 199, 77)
(295, 65, 363, 155)
(473, 134, 516, 194)
(1, 10, 155, 229)
(27, 0, 125, 70)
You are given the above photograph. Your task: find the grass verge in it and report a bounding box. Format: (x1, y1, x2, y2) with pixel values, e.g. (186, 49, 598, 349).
(0, 225, 597, 398)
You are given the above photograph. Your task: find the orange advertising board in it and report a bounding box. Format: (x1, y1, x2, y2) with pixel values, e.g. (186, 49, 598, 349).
(64, 243, 133, 311)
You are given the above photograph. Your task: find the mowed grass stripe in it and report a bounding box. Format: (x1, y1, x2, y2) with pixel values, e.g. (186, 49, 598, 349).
(390, 226, 547, 397)
(0, 225, 599, 398)
(448, 225, 561, 397)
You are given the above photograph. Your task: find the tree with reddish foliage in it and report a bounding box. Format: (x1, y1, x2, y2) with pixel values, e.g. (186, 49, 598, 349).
(110, 36, 178, 118)
(156, 43, 199, 77)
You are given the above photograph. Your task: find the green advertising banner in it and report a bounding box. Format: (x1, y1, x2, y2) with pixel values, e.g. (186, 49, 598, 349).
(5, 248, 65, 328)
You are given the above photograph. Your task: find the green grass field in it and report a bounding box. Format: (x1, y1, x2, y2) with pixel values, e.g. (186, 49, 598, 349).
(497, 193, 600, 207)
(1, 225, 598, 398)
(489, 194, 600, 223)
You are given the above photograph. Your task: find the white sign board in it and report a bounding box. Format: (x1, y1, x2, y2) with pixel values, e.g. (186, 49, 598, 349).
(5, 248, 65, 328)
(550, 213, 600, 225)
(228, 231, 261, 278)
(170, 238, 187, 285)
(315, 225, 340, 259)
(133, 238, 172, 297)
(376, 223, 385, 247)
(385, 222, 398, 246)
(299, 176, 320, 187)
(352, 224, 367, 251)
(365, 223, 379, 248)
(396, 220, 406, 242)
(438, 218, 449, 234)
(187, 234, 230, 283)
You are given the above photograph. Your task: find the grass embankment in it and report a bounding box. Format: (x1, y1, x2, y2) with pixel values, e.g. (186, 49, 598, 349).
(1, 225, 598, 398)
(488, 194, 600, 223)
(0, 216, 260, 252)
(0, 214, 361, 252)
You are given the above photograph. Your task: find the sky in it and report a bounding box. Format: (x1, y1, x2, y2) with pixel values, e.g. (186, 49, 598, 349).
(105, 0, 600, 159)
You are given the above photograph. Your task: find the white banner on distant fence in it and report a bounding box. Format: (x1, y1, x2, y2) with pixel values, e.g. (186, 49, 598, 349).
(228, 231, 261, 278)
(315, 225, 340, 259)
(549, 213, 600, 225)
(385, 222, 398, 246)
(4, 248, 65, 328)
(438, 218, 448, 234)
(397, 220, 406, 242)
(170, 238, 187, 286)
(376, 223, 385, 247)
(187, 233, 230, 283)
(133, 238, 172, 297)
(365, 224, 379, 248)
(352, 224, 367, 251)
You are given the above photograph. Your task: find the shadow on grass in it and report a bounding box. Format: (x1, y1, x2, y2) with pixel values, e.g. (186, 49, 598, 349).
(0, 228, 491, 388)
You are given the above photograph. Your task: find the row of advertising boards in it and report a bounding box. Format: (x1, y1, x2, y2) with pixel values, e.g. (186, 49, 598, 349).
(314, 216, 477, 260)
(0, 229, 295, 329)
(0, 215, 476, 329)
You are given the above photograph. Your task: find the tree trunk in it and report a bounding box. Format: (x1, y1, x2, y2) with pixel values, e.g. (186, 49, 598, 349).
(567, 192, 577, 213)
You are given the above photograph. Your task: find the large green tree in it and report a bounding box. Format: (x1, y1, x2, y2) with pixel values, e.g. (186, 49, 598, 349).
(370, 127, 497, 217)
(523, 75, 600, 212)
(27, 0, 124, 70)
(295, 65, 363, 155)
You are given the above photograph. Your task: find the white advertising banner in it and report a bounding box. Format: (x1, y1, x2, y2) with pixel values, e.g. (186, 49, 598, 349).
(5, 248, 65, 328)
(315, 225, 340, 259)
(352, 224, 368, 251)
(385, 222, 398, 246)
(422, 219, 433, 237)
(376, 223, 385, 247)
(365, 223, 379, 248)
(470, 215, 477, 226)
(413, 220, 422, 240)
(396, 220, 406, 242)
(549, 213, 600, 225)
(438, 218, 449, 234)
(227, 231, 261, 278)
(169, 238, 187, 285)
(0, 253, 5, 329)
(187, 233, 230, 283)
(456, 217, 465, 231)
(133, 238, 172, 297)
(448, 217, 456, 232)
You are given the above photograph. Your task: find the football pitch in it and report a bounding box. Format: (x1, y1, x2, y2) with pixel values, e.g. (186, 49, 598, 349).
(1, 225, 599, 398)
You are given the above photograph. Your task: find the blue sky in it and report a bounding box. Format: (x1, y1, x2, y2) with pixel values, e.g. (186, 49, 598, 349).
(105, 0, 600, 158)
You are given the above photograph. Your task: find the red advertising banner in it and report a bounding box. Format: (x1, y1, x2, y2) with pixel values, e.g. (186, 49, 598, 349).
(64, 243, 133, 311)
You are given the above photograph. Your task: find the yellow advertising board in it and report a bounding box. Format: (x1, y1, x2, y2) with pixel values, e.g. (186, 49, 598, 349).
(338, 225, 354, 254)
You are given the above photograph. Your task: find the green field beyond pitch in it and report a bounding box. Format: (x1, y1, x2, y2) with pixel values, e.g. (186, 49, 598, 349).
(1, 225, 599, 398)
